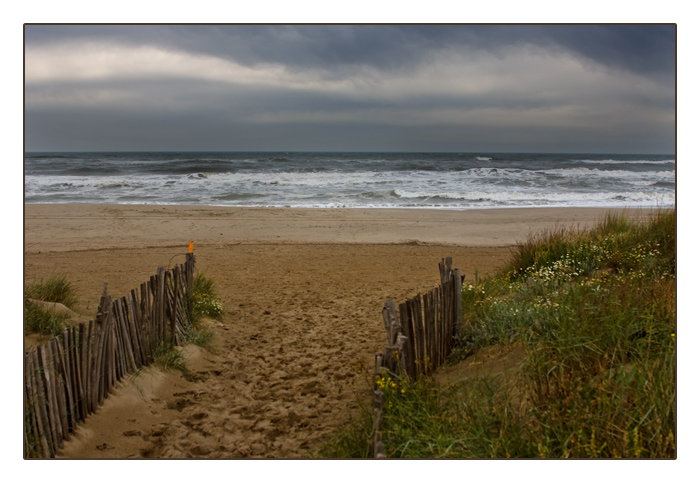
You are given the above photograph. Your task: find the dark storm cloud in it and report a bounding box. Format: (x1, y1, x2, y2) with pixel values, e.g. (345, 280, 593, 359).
(24, 24, 676, 153)
(25, 24, 675, 78)
(541, 25, 675, 77)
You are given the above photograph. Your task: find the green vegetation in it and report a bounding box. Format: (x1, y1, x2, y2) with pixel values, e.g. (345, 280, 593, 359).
(190, 273, 224, 321)
(183, 272, 221, 351)
(322, 209, 676, 458)
(152, 273, 223, 372)
(24, 275, 79, 337)
(317, 406, 375, 458)
(153, 340, 189, 373)
(25, 275, 78, 309)
(183, 324, 214, 351)
(24, 299, 71, 337)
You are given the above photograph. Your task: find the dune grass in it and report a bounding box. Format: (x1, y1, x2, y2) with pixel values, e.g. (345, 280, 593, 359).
(151, 272, 223, 373)
(189, 273, 224, 322)
(153, 340, 189, 373)
(321, 208, 676, 458)
(25, 275, 78, 309)
(24, 275, 79, 337)
(182, 272, 222, 351)
(23, 300, 71, 337)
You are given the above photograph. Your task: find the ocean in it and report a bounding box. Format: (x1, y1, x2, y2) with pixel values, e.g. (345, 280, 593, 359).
(24, 152, 676, 210)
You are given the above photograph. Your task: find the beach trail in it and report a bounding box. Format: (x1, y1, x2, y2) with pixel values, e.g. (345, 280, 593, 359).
(26, 243, 510, 458)
(22, 205, 649, 458)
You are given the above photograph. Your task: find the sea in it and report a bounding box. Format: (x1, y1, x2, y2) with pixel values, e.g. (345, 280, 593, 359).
(24, 152, 676, 210)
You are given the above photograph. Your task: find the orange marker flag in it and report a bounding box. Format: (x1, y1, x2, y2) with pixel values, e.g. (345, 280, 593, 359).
(189, 241, 194, 253)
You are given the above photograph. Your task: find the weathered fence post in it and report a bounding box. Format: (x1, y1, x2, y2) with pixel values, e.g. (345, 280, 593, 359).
(171, 266, 179, 345)
(453, 269, 462, 337)
(439, 257, 453, 283)
(157, 267, 166, 343)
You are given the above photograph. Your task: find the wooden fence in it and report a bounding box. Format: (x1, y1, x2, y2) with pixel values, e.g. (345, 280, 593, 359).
(23, 253, 196, 458)
(373, 257, 463, 458)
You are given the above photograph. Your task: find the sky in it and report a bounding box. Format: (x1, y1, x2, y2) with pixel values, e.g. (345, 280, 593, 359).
(23, 24, 676, 153)
(8, 7, 699, 478)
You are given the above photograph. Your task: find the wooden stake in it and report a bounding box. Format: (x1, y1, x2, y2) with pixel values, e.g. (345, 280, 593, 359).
(36, 345, 60, 451)
(453, 269, 462, 337)
(157, 267, 166, 343)
(27, 352, 51, 458)
(86, 320, 96, 413)
(398, 302, 416, 380)
(171, 266, 179, 345)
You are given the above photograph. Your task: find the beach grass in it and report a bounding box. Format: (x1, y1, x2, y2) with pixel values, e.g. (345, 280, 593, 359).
(181, 272, 221, 351)
(189, 273, 224, 322)
(24, 275, 78, 336)
(25, 275, 79, 310)
(153, 341, 189, 373)
(323, 208, 676, 458)
(23, 300, 71, 337)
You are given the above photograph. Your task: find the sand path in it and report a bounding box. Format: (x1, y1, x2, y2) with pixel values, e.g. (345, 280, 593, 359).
(23, 205, 645, 458)
(25, 243, 511, 458)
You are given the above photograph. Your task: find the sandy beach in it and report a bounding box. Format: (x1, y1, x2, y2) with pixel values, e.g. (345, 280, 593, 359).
(23, 204, 652, 458)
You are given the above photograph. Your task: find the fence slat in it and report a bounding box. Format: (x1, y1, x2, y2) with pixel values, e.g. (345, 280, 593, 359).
(157, 267, 166, 342)
(410, 297, 423, 376)
(128, 290, 147, 365)
(49, 337, 69, 438)
(107, 313, 117, 392)
(27, 352, 52, 458)
(92, 319, 106, 407)
(424, 291, 434, 372)
(138, 288, 150, 362)
(64, 329, 79, 427)
(36, 345, 61, 451)
(171, 266, 179, 345)
(25, 353, 49, 458)
(86, 320, 96, 413)
(117, 298, 138, 372)
(398, 302, 415, 379)
(114, 305, 127, 381)
(73, 325, 86, 423)
(413, 295, 426, 375)
(453, 269, 462, 337)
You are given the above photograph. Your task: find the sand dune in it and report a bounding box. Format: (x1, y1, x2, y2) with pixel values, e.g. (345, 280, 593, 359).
(23, 204, 650, 458)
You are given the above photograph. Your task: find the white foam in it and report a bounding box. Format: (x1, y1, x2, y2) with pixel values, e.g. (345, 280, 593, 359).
(542, 168, 676, 179)
(24, 160, 677, 210)
(578, 159, 676, 165)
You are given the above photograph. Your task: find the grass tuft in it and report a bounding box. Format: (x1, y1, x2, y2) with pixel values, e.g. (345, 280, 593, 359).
(153, 341, 188, 373)
(24, 300, 71, 337)
(190, 273, 224, 321)
(25, 275, 78, 310)
(24, 275, 78, 336)
(183, 325, 214, 351)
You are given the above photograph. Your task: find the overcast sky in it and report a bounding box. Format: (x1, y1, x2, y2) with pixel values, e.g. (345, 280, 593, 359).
(24, 24, 676, 153)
